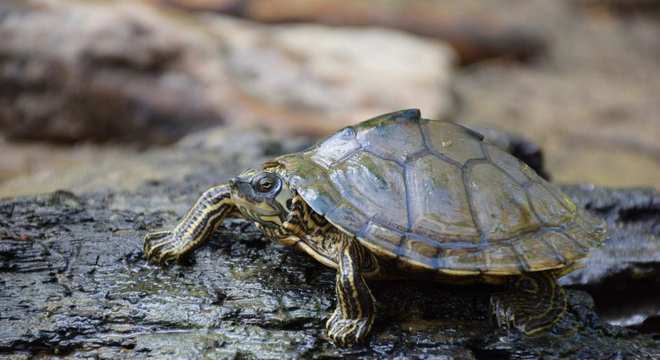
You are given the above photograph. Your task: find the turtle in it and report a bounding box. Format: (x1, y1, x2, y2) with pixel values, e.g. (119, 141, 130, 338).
(144, 109, 606, 346)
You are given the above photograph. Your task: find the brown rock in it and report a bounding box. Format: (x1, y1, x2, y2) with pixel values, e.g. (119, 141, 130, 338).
(454, 1, 660, 189)
(153, 0, 548, 65)
(0, 125, 309, 198)
(207, 17, 455, 135)
(0, 0, 232, 144)
(0, 0, 455, 143)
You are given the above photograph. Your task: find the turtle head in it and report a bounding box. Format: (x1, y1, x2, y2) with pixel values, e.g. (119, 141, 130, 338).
(229, 168, 294, 228)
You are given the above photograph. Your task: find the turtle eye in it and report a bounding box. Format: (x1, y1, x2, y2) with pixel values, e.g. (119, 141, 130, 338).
(254, 173, 280, 194)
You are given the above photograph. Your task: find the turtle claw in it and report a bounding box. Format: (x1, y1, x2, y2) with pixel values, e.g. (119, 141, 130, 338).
(326, 308, 341, 331)
(143, 231, 184, 265)
(490, 294, 517, 331)
(325, 309, 372, 346)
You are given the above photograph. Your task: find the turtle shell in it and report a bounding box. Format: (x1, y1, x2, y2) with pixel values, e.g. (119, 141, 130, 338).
(275, 109, 605, 275)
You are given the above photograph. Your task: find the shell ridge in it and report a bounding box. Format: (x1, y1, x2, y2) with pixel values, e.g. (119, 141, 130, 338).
(406, 232, 480, 249)
(418, 121, 464, 168)
(521, 182, 547, 226)
(537, 179, 577, 216)
(359, 147, 405, 167)
(509, 244, 530, 272)
(318, 126, 362, 169)
(335, 148, 409, 228)
(539, 231, 568, 264)
(481, 142, 547, 228)
(461, 159, 488, 247)
(402, 163, 414, 232)
(560, 222, 591, 251)
(454, 122, 486, 141)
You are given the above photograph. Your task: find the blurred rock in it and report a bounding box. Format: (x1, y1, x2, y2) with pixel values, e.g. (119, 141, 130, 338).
(0, 126, 309, 198)
(0, 0, 229, 144)
(0, 0, 455, 144)
(455, 1, 660, 189)
(582, 0, 660, 15)
(201, 17, 455, 135)
(177, 124, 311, 158)
(0, 137, 147, 188)
(153, 0, 548, 65)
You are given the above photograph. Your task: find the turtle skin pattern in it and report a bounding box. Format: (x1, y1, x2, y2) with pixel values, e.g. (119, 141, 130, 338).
(275, 109, 605, 275)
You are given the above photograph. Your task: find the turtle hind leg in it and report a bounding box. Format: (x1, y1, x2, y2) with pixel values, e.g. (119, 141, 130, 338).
(490, 271, 567, 335)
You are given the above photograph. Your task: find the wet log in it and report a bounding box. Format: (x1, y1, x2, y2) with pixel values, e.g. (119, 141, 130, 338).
(1, 133, 659, 359)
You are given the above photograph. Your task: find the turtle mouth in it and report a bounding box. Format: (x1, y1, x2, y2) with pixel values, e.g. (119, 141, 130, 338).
(232, 195, 281, 217)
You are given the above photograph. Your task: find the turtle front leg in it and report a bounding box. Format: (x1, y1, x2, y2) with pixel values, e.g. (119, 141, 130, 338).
(144, 184, 238, 265)
(326, 238, 376, 346)
(490, 271, 567, 335)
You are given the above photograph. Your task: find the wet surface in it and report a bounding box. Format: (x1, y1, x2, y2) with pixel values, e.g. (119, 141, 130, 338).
(587, 268, 660, 331)
(1, 181, 659, 358)
(562, 185, 660, 334)
(0, 129, 659, 358)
